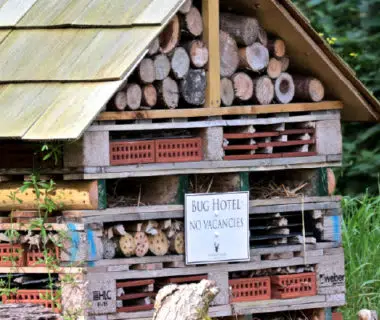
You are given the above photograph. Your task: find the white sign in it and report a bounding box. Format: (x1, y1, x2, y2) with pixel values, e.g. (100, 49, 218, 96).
(185, 192, 250, 265)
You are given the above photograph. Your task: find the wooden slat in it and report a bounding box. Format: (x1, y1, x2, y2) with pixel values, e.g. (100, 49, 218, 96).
(0, 267, 82, 274)
(0, 223, 84, 231)
(118, 292, 155, 301)
(116, 279, 155, 289)
(96, 101, 343, 120)
(202, 0, 221, 108)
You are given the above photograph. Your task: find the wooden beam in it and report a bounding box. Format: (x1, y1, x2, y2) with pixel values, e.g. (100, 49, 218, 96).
(202, 0, 221, 107)
(96, 101, 343, 121)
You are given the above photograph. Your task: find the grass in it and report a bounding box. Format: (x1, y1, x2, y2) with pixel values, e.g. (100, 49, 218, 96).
(341, 193, 380, 319)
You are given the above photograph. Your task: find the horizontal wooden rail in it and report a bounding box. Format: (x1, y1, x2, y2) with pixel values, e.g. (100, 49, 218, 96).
(97, 101, 343, 121)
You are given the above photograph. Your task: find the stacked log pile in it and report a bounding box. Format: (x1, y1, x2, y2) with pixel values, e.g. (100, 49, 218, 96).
(104, 219, 184, 259)
(108, 0, 208, 111)
(219, 12, 325, 106)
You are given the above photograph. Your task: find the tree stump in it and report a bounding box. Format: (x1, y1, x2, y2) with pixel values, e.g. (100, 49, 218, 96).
(152, 280, 219, 320)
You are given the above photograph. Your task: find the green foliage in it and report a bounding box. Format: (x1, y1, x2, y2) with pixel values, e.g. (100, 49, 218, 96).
(294, 0, 380, 195)
(341, 194, 380, 318)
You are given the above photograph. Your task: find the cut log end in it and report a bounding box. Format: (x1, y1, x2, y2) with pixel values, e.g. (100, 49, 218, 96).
(113, 91, 128, 111)
(257, 26, 268, 46)
(180, 68, 206, 105)
(159, 15, 181, 54)
(182, 6, 203, 37)
(169, 231, 185, 254)
(126, 84, 142, 110)
(142, 84, 157, 108)
(267, 58, 282, 79)
(154, 54, 171, 81)
(268, 39, 286, 58)
(148, 38, 160, 56)
(232, 72, 254, 101)
(239, 43, 269, 72)
(148, 231, 169, 256)
(179, 0, 192, 14)
(294, 76, 325, 102)
(185, 40, 209, 68)
(138, 58, 155, 84)
(274, 73, 295, 104)
(219, 30, 239, 77)
(220, 12, 259, 46)
(157, 77, 179, 109)
(220, 77, 235, 106)
(170, 47, 190, 79)
(253, 75, 275, 105)
(134, 232, 149, 257)
(280, 56, 290, 72)
(118, 233, 137, 257)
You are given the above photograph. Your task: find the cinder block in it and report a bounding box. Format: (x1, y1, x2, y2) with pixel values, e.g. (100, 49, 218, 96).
(316, 120, 342, 155)
(208, 271, 229, 306)
(64, 131, 110, 167)
(200, 127, 224, 160)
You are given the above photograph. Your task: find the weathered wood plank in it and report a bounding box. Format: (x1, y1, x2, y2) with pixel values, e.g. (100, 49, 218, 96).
(64, 156, 341, 180)
(88, 111, 341, 132)
(96, 101, 343, 121)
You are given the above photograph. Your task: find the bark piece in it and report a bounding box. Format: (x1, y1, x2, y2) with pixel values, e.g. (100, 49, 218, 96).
(157, 77, 179, 109)
(231, 72, 253, 101)
(102, 238, 116, 259)
(148, 38, 160, 56)
(170, 47, 190, 79)
(154, 54, 171, 81)
(152, 280, 219, 320)
(252, 75, 275, 105)
(184, 40, 209, 68)
(117, 233, 136, 257)
(159, 219, 172, 231)
(169, 231, 185, 254)
(239, 43, 269, 72)
(180, 68, 206, 105)
(134, 232, 149, 257)
(126, 83, 142, 110)
(138, 58, 155, 84)
(219, 30, 239, 77)
(112, 91, 128, 111)
(148, 231, 169, 256)
(179, 0, 192, 14)
(159, 15, 181, 54)
(280, 56, 290, 72)
(293, 76, 325, 102)
(142, 84, 157, 108)
(274, 73, 295, 104)
(258, 26, 268, 46)
(220, 12, 259, 46)
(267, 57, 282, 79)
(220, 77, 235, 106)
(181, 6, 203, 37)
(267, 39, 286, 58)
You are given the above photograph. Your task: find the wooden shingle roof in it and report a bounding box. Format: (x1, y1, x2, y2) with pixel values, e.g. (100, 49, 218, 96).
(0, 0, 184, 140)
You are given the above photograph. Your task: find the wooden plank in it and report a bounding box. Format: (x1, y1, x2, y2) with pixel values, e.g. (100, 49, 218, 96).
(89, 111, 340, 132)
(0, 223, 84, 231)
(96, 101, 343, 120)
(0, 267, 82, 274)
(86, 254, 328, 280)
(64, 156, 341, 180)
(116, 279, 154, 289)
(202, 0, 221, 108)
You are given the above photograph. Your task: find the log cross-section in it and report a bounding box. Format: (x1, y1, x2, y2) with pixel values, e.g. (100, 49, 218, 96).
(202, 0, 221, 108)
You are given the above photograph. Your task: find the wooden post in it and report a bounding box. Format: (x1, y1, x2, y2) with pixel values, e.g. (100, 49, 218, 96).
(202, 0, 221, 108)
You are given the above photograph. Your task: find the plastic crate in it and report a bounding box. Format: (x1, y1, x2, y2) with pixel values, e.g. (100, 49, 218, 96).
(271, 272, 317, 299)
(26, 246, 60, 267)
(155, 138, 202, 163)
(110, 140, 155, 165)
(229, 277, 271, 303)
(2, 289, 60, 312)
(0, 244, 24, 267)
